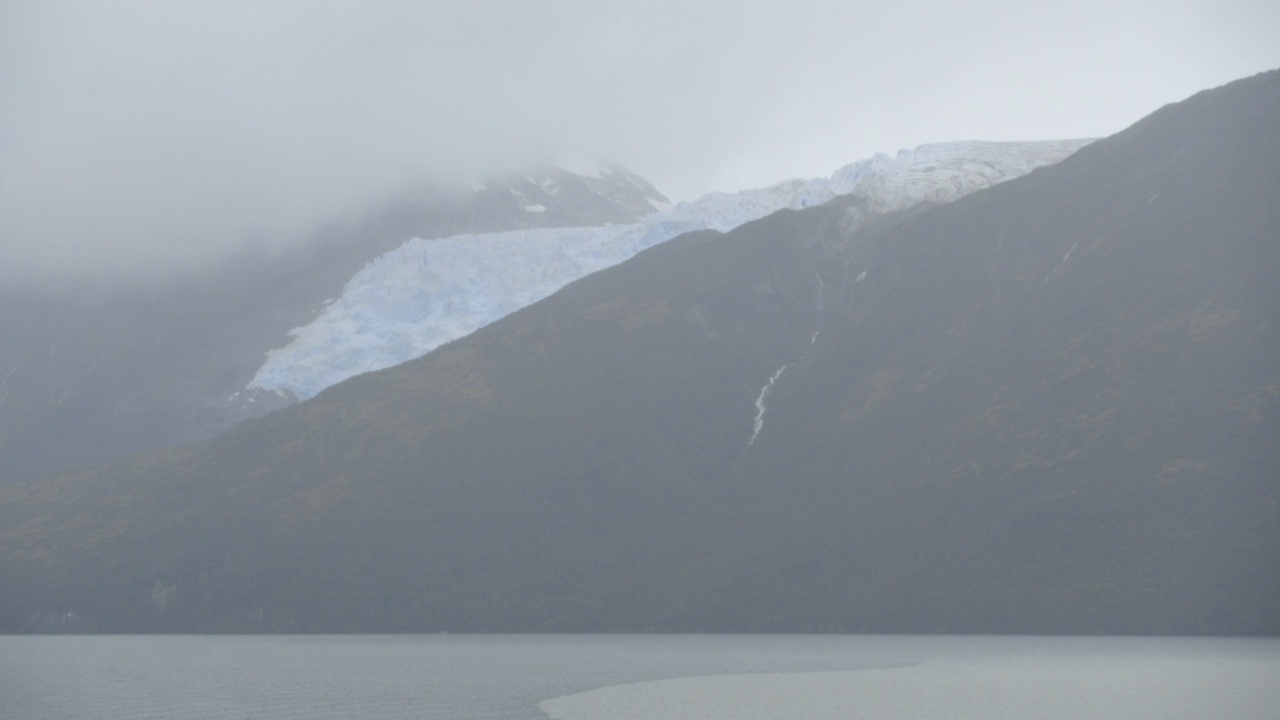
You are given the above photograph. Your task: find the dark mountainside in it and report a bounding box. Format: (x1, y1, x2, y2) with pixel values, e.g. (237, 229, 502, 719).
(2, 71, 1277, 634)
(0, 164, 665, 485)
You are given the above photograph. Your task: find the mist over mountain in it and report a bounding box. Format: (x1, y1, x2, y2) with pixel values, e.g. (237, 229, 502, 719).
(0, 165, 665, 484)
(1, 71, 1277, 635)
(6, 1, 1275, 283)
(0, 143, 1083, 487)
(249, 140, 1087, 402)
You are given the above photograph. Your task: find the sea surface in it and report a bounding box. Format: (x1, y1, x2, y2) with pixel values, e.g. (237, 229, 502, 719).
(2, 634, 1277, 719)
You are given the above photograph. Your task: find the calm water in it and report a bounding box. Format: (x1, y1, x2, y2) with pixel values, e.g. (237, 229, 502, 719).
(2, 635, 1277, 719)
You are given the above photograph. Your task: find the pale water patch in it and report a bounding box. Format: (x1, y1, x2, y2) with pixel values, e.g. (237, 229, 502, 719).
(0, 634, 905, 719)
(3, 635, 1276, 719)
(540, 644, 1280, 720)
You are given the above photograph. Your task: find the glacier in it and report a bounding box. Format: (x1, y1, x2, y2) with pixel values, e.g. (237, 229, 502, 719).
(248, 140, 1093, 401)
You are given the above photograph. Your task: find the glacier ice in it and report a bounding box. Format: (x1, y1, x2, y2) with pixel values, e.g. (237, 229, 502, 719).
(248, 140, 1093, 401)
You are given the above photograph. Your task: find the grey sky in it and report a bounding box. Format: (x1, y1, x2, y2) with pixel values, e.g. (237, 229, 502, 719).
(2, 0, 1277, 281)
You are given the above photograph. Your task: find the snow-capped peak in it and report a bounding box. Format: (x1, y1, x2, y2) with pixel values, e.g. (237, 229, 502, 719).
(248, 140, 1092, 401)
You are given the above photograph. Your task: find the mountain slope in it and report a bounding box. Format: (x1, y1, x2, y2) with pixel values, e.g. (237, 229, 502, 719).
(250, 140, 1089, 401)
(2, 71, 1277, 634)
(723, 72, 1280, 633)
(0, 164, 666, 485)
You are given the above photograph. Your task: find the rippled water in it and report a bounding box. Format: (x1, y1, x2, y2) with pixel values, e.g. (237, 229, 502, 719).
(2, 635, 1276, 719)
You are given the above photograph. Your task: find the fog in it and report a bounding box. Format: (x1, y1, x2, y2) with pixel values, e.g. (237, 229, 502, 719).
(2, 0, 1276, 281)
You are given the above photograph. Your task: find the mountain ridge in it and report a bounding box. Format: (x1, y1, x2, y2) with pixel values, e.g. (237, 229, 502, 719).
(0, 163, 665, 485)
(1, 70, 1276, 634)
(250, 140, 1090, 401)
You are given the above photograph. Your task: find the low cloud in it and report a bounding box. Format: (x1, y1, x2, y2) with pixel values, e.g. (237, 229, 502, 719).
(2, 0, 1276, 282)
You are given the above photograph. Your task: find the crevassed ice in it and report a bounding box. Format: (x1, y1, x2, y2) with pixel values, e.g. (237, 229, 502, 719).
(249, 140, 1092, 400)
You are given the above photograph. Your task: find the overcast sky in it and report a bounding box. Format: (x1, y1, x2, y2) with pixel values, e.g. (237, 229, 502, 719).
(2, 1, 1277, 281)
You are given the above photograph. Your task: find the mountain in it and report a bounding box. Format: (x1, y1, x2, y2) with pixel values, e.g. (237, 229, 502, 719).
(0, 163, 667, 484)
(0, 141, 1085, 485)
(2, 71, 1277, 634)
(250, 140, 1089, 401)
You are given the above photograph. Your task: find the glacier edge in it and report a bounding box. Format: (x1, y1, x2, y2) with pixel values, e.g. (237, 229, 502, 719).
(248, 139, 1093, 401)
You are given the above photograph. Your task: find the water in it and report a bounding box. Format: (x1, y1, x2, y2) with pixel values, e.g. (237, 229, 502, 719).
(2, 635, 1276, 719)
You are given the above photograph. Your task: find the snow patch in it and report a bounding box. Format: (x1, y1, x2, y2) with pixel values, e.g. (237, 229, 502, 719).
(1044, 242, 1079, 282)
(748, 365, 788, 446)
(524, 204, 547, 213)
